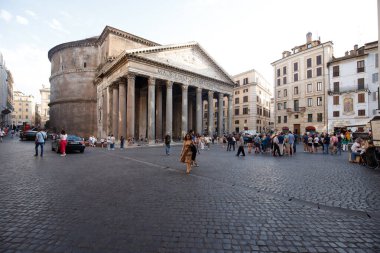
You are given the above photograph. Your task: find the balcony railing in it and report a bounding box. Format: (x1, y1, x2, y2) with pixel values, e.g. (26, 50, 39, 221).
(286, 107, 306, 114)
(328, 84, 370, 95)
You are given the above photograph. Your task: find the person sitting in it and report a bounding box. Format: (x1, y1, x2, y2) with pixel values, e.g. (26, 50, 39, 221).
(360, 141, 379, 167)
(350, 138, 363, 163)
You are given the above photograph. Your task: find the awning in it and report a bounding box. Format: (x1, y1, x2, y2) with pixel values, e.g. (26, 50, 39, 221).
(1, 109, 11, 114)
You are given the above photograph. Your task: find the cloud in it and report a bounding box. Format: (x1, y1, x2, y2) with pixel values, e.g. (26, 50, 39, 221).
(16, 15, 29, 25)
(60, 11, 72, 19)
(25, 10, 37, 18)
(0, 9, 12, 22)
(48, 18, 69, 34)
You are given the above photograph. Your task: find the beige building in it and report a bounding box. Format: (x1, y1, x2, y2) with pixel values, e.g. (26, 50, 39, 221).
(39, 84, 50, 128)
(12, 91, 35, 126)
(48, 26, 235, 139)
(232, 69, 273, 133)
(271, 33, 333, 134)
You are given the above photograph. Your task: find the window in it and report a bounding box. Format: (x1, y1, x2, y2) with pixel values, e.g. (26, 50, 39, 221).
(333, 111, 340, 117)
(317, 97, 322, 106)
(357, 60, 365, 73)
(277, 103, 282, 110)
(373, 73, 378, 83)
(317, 113, 322, 122)
(204, 112, 208, 118)
(294, 62, 298, 72)
(316, 55, 322, 65)
(358, 93, 365, 103)
(358, 109, 365, 116)
(376, 53, 379, 68)
(284, 102, 287, 109)
(307, 83, 312, 93)
(84, 62, 87, 68)
(316, 67, 322, 76)
(18, 108, 21, 111)
(333, 66, 340, 77)
(295, 115, 298, 119)
(294, 73, 298, 82)
(284, 116, 287, 123)
(283, 66, 287, 75)
(317, 82, 322, 91)
(284, 89, 287, 97)
(277, 69, 280, 77)
(277, 79, 281, 86)
(294, 100, 299, 111)
(235, 108, 239, 115)
(26, 103, 28, 106)
(18, 115, 21, 119)
(307, 43, 312, 49)
(294, 86, 299, 95)
(307, 114, 313, 122)
(244, 120, 247, 123)
(26, 108, 28, 112)
(235, 80, 240, 86)
(307, 69, 312, 78)
(235, 120, 239, 124)
(307, 58, 312, 68)
(25, 115, 28, 119)
(278, 90, 281, 98)
(243, 107, 248, 114)
(358, 78, 365, 90)
(243, 96, 248, 102)
(235, 98, 239, 104)
(243, 78, 249, 85)
(333, 82, 340, 92)
(307, 98, 312, 107)
(333, 96, 339, 105)
(283, 76, 287, 84)
(277, 116, 281, 123)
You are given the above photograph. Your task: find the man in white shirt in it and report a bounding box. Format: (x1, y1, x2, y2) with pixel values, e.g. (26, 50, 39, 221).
(35, 129, 47, 157)
(350, 138, 362, 162)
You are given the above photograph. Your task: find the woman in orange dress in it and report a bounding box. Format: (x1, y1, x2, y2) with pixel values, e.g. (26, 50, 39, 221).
(180, 133, 193, 174)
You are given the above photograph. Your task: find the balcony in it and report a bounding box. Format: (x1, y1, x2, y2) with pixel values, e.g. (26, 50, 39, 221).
(328, 84, 370, 95)
(286, 107, 306, 114)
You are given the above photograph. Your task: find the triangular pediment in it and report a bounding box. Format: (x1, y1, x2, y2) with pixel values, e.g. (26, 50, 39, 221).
(125, 43, 234, 84)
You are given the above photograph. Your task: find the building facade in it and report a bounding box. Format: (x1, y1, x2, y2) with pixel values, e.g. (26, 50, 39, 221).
(0, 53, 14, 127)
(327, 42, 379, 132)
(39, 84, 50, 128)
(232, 69, 272, 133)
(271, 33, 333, 134)
(48, 26, 235, 140)
(12, 91, 35, 126)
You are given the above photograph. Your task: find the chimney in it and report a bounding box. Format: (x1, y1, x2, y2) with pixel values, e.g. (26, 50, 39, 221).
(345, 51, 349, 56)
(282, 51, 291, 58)
(306, 32, 312, 43)
(350, 50, 355, 56)
(354, 44, 358, 50)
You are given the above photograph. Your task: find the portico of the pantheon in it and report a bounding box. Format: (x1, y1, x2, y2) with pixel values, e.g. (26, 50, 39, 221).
(48, 26, 235, 142)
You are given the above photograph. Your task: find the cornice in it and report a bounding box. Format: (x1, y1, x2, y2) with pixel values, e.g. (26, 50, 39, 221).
(49, 68, 97, 82)
(48, 37, 98, 61)
(97, 26, 160, 47)
(49, 98, 97, 106)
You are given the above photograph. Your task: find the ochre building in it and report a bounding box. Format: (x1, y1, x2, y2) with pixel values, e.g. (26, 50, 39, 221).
(48, 26, 235, 140)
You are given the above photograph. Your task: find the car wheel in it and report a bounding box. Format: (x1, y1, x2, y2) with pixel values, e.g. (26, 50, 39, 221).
(80, 149, 84, 153)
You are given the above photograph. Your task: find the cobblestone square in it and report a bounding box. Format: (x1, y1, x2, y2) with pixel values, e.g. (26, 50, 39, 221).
(1, 139, 380, 253)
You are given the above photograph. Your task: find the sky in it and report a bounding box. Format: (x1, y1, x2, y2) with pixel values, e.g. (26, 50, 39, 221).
(0, 0, 378, 101)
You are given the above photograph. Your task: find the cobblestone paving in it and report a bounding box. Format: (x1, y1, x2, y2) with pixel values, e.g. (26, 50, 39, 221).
(0, 138, 379, 252)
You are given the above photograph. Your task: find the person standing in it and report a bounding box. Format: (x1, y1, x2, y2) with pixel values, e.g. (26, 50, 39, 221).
(180, 133, 193, 174)
(34, 129, 46, 157)
(120, 136, 125, 149)
(323, 134, 330, 155)
(288, 131, 295, 156)
(236, 134, 246, 157)
(110, 134, 116, 150)
(164, 133, 171, 155)
(59, 130, 68, 157)
(0, 128, 4, 142)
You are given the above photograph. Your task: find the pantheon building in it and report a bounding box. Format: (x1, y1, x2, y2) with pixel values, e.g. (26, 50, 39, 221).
(48, 26, 235, 142)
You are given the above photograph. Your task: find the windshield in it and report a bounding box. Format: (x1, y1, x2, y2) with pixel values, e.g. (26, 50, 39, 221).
(67, 135, 82, 141)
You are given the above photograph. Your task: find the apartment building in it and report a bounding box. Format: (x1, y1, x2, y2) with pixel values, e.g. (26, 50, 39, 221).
(327, 41, 379, 132)
(12, 91, 36, 126)
(232, 69, 273, 133)
(271, 33, 333, 134)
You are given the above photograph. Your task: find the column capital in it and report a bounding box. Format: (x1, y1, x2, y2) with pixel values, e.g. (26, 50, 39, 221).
(228, 94, 233, 101)
(166, 80, 173, 89)
(181, 84, 188, 91)
(148, 77, 156, 87)
(116, 77, 126, 85)
(196, 87, 202, 93)
(218, 93, 224, 99)
(127, 73, 136, 80)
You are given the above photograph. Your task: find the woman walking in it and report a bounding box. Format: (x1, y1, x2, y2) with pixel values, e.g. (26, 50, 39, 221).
(180, 133, 193, 174)
(60, 130, 68, 157)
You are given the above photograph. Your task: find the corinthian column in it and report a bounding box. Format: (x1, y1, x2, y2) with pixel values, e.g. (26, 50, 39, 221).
(228, 95, 233, 133)
(156, 85, 163, 140)
(166, 81, 173, 137)
(208, 90, 214, 135)
(196, 87, 202, 135)
(181, 85, 188, 138)
(118, 79, 127, 139)
(127, 74, 135, 139)
(218, 93, 224, 137)
(148, 77, 156, 143)
(112, 85, 119, 138)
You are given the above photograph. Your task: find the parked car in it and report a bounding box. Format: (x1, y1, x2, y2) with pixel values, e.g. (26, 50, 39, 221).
(51, 135, 85, 154)
(20, 128, 38, 141)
